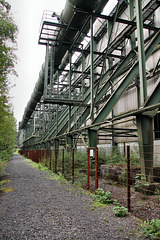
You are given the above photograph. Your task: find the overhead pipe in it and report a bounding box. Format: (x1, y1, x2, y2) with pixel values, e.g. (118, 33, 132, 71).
(20, 0, 109, 129)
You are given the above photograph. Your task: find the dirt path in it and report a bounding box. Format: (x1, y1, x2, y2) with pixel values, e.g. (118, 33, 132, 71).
(0, 154, 144, 239)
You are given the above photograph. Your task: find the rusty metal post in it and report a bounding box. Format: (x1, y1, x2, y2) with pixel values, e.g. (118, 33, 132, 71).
(87, 148, 90, 190)
(62, 149, 64, 174)
(72, 148, 74, 183)
(95, 147, 98, 191)
(127, 145, 131, 211)
(55, 149, 57, 174)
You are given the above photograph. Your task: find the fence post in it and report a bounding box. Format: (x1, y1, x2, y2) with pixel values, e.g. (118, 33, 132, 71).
(72, 148, 74, 183)
(127, 145, 131, 211)
(87, 148, 90, 190)
(95, 147, 98, 191)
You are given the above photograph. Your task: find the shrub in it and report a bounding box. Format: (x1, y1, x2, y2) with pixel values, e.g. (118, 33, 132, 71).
(95, 188, 113, 204)
(113, 206, 128, 217)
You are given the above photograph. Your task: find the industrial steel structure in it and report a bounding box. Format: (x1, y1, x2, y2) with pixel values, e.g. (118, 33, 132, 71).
(19, 0, 160, 181)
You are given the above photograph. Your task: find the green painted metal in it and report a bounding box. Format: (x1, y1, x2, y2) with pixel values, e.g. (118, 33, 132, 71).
(54, 138, 59, 150)
(129, 0, 136, 50)
(88, 129, 97, 148)
(137, 115, 153, 182)
(44, 43, 49, 97)
(90, 15, 95, 121)
(66, 135, 73, 148)
(135, 0, 147, 105)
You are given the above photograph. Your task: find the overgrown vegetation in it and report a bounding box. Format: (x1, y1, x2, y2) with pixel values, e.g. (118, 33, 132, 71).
(0, 0, 18, 177)
(134, 174, 150, 194)
(92, 188, 128, 218)
(140, 219, 160, 239)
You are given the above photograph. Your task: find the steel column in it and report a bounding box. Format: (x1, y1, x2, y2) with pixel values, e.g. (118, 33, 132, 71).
(68, 51, 72, 130)
(135, 0, 147, 105)
(129, 0, 136, 50)
(90, 15, 94, 121)
(44, 42, 49, 97)
(88, 129, 97, 148)
(137, 115, 153, 182)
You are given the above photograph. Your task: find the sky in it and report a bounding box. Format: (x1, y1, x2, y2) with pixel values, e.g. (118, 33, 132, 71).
(8, 0, 66, 125)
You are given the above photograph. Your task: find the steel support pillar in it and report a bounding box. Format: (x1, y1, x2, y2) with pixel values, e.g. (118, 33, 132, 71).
(82, 50, 85, 101)
(129, 0, 136, 50)
(90, 15, 95, 121)
(44, 42, 49, 97)
(68, 51, 72, 130)
(108, 20, 115, 147)
(88, 129, 97, 148)
(54, 138, 59, 150)
(137, 115, 153, 182)
(46, 141, 51, 150)
(135, 0, 147, 105)
(136, 0, 153, 182)
(66, 135, 73, 149)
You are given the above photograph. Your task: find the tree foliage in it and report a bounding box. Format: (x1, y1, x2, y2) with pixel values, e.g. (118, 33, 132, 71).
(0, 0, 18, 161)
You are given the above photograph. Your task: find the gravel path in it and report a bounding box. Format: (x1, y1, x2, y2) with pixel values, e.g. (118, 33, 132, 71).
(0, 154, 144, 239)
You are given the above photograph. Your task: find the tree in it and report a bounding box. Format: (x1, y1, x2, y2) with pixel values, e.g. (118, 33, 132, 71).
(0, 0, 18, 161)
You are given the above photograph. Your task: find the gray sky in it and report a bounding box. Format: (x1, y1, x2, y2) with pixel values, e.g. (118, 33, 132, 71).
(8, 0, 66, 125)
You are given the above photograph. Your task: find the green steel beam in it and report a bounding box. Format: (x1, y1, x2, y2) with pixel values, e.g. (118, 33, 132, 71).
(135, 0, 147, 105)
(43, 98, 87, 106)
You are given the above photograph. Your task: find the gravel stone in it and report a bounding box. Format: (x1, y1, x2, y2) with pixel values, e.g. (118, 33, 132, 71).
(0, 154, 145, 239)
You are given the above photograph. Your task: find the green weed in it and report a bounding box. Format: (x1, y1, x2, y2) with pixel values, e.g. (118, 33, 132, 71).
(94, 188, 113, 204)
(113, 206, 128, 217)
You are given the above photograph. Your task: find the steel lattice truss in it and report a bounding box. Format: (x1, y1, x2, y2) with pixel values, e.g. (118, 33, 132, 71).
(19, 0, 160, 152)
